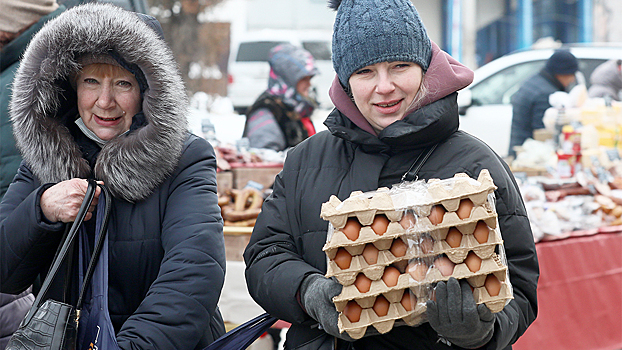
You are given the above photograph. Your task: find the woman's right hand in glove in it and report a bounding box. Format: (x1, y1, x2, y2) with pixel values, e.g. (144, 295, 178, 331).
(299, 273, 355, 341)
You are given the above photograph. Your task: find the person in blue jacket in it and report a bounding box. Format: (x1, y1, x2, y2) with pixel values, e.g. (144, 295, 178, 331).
(0, 4, 226, 349)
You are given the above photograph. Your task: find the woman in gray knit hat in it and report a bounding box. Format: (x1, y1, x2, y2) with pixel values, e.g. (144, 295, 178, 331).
(0, 3, 226, 349)
(244, 0, 538, 349)
(243, 43, 319, 151)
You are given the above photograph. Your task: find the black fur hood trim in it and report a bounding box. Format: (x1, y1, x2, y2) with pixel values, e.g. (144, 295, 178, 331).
(10, 3, 189, 202)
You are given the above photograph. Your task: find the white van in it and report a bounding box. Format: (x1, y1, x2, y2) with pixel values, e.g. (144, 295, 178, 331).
(227, 29, 335, 114)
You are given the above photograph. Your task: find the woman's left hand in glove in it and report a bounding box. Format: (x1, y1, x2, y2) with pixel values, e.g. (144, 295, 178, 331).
(426, 277, 495, 349)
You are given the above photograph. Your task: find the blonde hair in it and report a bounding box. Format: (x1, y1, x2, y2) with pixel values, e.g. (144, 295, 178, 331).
(78, 63, 133, 80)
(407, 74, 428, 111)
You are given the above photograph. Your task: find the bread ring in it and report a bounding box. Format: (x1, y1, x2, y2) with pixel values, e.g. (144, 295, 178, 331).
(231, 188, 264, 211)
(222, 206, 261, 222)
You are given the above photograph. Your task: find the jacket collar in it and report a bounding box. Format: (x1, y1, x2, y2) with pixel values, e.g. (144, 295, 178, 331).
(325, 93, 459, 153)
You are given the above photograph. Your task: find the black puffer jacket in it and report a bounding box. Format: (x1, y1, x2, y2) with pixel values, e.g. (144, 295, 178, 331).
(245, 92, 538, 349)
(0, 4, 225, 349)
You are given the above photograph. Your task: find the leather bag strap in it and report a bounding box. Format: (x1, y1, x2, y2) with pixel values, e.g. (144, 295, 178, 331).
(24, 179, 98, 325)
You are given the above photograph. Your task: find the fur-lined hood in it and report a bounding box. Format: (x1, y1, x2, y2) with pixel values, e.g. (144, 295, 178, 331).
(10, 3, 188, 202)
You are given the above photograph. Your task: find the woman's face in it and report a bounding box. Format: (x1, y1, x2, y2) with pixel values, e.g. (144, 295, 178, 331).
(349, 61, 423, 133)
(77, 63, 141, 141)
(296, 76, 312, 97)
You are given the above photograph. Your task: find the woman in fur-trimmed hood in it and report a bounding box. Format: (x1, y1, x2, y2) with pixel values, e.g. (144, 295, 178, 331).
(0, 3, 226, 349)
(244, 0, 538, 349)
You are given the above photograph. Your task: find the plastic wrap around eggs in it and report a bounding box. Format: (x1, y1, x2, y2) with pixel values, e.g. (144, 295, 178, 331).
(320, 170, 514, 339)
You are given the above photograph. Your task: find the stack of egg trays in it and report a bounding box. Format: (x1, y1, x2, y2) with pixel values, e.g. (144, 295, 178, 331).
(321, 169, 514, 339)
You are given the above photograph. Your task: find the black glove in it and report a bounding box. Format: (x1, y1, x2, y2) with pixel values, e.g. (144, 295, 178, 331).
(426, 277, 495, 349)
(299, 274, 354, 341)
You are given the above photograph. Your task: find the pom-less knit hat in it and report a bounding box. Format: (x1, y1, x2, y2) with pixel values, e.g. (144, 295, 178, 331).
(329, 0, 432, 86)
(544, 49, 579, 75)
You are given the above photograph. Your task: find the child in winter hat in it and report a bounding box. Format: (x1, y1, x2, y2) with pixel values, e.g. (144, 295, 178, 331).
(330, 0, 433, 87)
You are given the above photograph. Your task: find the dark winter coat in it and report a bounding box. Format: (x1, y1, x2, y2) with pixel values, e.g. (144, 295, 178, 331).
(244, 44, 538, 350)
(0, 6, 65, 346)
(508, 69, 565, 157)
(0, 4, 226, 350)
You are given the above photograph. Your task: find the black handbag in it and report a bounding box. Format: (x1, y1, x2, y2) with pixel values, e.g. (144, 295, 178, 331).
(6, 179, 112, 350)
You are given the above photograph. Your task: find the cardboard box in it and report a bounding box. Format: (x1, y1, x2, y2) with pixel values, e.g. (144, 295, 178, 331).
(230, 163, 282, 189)
(217, 171, 233, 193)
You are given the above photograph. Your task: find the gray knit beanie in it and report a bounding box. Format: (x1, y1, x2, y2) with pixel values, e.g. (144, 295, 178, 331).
(329, 0, 432, 87)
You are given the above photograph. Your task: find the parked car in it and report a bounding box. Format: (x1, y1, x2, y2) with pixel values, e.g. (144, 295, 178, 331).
(458, 44, 622, 158)
(227, 29, 335, 114)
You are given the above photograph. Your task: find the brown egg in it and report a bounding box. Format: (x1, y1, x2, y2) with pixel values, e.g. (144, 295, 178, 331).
(371, 214, 390, 236)
(456, 199, 474, 220)
(372, 295, 390, 317)
(343, 301, 363, 323)
(445, 227, 463, 248)
(407, 261, 428, 281)
(400, 290, 417, 311)
(473, 221, 490, 244)
(434, 256, 456, 276)
(464, 251, 482, 272)
(484, 274, 502, 296)
(428, 205, 446, 225)
(420, 235, 435, 254)
(381, 266, 401, 287)
(333, 248, 352, 270)
(390, 239, 408, 257)
(362, 244, 379, 265)
(341, 217, 362, 241)
(400, 211, 416, 229)
(354, 273, 372, 293)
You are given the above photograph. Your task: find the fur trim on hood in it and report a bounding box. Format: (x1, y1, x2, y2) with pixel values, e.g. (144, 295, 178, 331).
(329, 41, 473, 136)
(10, 3, 188, 202)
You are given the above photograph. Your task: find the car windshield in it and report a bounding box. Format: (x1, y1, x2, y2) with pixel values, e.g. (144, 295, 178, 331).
(471, 60, 545, 106)
(236, 41, 287, 62)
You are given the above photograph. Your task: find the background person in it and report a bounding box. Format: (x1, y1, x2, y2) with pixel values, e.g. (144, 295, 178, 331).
(508, 49, 579, 158)
(243, 43, 319, 151)
(0, 4, 226, 349)
(0, 0, 64, 346)
(244, 0, 539, 349)
(588, 59, 622, 102)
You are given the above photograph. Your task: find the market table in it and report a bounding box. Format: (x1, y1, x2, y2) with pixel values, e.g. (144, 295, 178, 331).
(514, 227, 622, 350)
(221, 227, 622, 349)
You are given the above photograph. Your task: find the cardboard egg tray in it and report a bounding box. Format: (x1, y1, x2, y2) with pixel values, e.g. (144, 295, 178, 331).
(336, 288, 428, 339)
(324, 199, 502, 284)
(320, 170, 514, 338)
(331, 252, 511, 338)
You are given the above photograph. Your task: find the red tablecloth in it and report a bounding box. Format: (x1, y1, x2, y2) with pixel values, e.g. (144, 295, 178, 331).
(514, 231, 622, 350)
